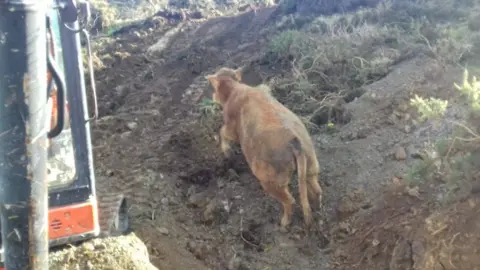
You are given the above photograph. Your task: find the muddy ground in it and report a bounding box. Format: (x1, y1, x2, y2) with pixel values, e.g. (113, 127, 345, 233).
(86, 1, 480, 270)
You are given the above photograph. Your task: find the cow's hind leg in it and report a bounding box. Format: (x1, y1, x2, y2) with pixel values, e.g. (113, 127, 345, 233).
(307, 174, 322, 211)
(306, 155, 322, 211)
(259, 176, 295, 231)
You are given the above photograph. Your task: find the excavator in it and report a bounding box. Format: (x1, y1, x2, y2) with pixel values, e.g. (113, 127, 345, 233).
(0, 0, 129, 269)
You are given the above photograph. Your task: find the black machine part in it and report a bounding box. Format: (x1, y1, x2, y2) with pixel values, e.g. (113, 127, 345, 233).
(0, 0, 50, 269)
(53, 0, 130, 238)
(0, 0, 131, 268)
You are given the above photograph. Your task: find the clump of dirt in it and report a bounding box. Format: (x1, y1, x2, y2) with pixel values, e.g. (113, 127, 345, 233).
(49, 233, 157, 270)
(161, 128, 226, 181)
(331, 182, 480, 270)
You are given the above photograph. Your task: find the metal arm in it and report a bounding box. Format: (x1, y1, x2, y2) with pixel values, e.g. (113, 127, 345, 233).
(0, 1, 50, 269)
(59, 0, 99, 122)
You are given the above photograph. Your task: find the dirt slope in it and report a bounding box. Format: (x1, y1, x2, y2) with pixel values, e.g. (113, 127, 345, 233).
(87, 3, 480, 270)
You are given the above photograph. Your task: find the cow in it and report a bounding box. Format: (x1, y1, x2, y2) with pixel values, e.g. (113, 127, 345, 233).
(205, 70, 322, 230)
(208, 66, 272, 94)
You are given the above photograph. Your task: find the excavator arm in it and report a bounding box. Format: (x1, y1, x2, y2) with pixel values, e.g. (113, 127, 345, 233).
(0, 1, 129, 269)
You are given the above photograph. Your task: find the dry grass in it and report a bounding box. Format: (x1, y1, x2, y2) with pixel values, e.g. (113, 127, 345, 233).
(87, 0, 275, 35)
(88, 0, 120, 32)
(264, 0, 480, 129)
(406, 68, 480, 203)
(198, 97, 223, 137)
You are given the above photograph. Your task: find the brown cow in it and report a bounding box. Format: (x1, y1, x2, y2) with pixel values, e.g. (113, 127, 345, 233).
(209, 67, 243, 82)
(205, 71, 322, 230)
(208, 66, 272, 94)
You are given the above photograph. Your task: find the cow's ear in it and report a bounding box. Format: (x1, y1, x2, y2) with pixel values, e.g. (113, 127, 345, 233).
(234, 67, 243, 81)
(206, 74, 219, 89)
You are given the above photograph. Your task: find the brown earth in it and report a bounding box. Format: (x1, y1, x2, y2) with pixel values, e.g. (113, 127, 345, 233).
(85, 4, 480, 270)
(49, 233, 158, 270)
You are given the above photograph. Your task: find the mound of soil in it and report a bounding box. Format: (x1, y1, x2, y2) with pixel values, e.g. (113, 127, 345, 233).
(332, 184, 480, 270)
(49, 233, 157, 270)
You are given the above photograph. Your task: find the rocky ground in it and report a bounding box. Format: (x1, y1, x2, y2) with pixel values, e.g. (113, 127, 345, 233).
(51, 0, 480, 269)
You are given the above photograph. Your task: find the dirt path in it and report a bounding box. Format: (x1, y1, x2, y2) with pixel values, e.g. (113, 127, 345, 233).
(88, 4, 480, 270)
(90, 8, 333, 269)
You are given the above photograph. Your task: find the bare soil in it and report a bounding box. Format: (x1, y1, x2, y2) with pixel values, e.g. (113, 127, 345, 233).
(87, 5, 480, 270)
(49, 233, 157, 270)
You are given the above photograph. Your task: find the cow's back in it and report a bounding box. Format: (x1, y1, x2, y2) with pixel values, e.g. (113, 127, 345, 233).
(241, 90, 318, 174)
(235, 91, 297, 170)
